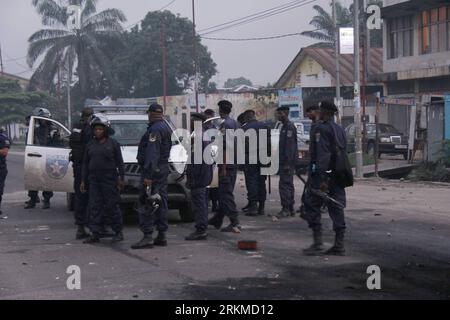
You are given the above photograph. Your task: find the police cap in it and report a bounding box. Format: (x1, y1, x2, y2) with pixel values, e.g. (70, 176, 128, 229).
(319, 100, 338, 113)
(190, 112, 207, 122)
(276, 106, 290, 112)
(218, 100, 232, 114)
(148, 103, 164, 114)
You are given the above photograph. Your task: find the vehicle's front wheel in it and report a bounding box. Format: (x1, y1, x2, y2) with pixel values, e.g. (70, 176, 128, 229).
(179, 203, 193, 223)
(67, 193, 75, 212)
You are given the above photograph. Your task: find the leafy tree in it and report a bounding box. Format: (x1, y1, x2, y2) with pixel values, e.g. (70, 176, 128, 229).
(224, 77, 253, 88)
(28, 0, 127, 99)
(111, 10, 217, 98)
(0, 78, 56, 126)
(301, 0, 382, 48)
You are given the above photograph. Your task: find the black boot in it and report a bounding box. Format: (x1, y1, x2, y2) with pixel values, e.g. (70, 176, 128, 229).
(211, 201, 219, 213)
(275, 207, 290, 219)
(83, 233, 100, 244)
(325, 231, 345, 256)
(25, 198, 40, 205)
(42, 199, 50, 210)
(221, 223, 242, 233)
(98, 226, 115, 239)
(131, 234, 154, 249)
(208, 214, 223, 230)
(242, 201, 251, 213)
(303, 227, 324, 256)
(154, 232, 167, 246)
(257, 201, 265, 216)
(185, 230, 208, 241)
(76, 226, 90, 240)
(245, 201, 258, 216)
(112, 232, 124, 243)
(24, 200, 37, 209)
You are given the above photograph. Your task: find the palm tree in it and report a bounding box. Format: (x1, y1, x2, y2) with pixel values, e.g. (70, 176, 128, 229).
(301, 1, 352, 47)
(27, 0, 126, 98)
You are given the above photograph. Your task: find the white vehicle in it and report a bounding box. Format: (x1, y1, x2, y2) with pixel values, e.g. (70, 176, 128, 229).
(24, 106, 198, 222)
(272, 119, 312, 160)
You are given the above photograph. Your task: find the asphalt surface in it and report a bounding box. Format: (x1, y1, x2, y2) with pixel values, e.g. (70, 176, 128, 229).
(0, 153, 449, 300)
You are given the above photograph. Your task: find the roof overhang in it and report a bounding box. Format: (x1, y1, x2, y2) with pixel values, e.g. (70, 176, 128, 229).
(382, 0, 449, 18)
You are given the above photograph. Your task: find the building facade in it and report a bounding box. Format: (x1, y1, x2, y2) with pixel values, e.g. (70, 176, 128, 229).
(380, 0, 450, 161)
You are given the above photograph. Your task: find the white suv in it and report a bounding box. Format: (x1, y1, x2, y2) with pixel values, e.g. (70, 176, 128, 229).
(24, 106, 197, 222)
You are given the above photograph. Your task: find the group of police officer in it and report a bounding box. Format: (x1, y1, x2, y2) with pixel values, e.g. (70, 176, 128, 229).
(0, 98, 348, 255)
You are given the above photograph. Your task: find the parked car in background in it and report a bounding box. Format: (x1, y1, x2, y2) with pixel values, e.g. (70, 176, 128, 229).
(345, 123, 409, 159)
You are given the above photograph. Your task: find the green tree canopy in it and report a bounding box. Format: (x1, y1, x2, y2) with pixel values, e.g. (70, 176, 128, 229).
(111, 10, 217, 98)
(0, 78, 56, 125)
(224, 77, 253, 88)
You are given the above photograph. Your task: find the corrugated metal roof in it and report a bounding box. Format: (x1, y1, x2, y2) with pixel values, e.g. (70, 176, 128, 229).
(275, 47, 383, 88)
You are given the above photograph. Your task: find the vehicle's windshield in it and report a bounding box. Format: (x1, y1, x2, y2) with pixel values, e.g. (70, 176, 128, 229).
(382, 124, 401, 134)
(111, 120, 148, 146)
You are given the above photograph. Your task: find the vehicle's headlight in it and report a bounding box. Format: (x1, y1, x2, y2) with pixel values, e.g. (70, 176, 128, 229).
(380, 137, 390, 143)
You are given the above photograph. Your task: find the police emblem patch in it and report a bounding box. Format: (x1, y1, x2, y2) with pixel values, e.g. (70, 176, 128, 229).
(149, 133, 157, 143)
(287, 130, 293, 138)
(46, 155, 69, 180)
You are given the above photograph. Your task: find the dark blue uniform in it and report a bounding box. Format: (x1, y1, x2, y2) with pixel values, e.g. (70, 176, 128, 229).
(28, 123, 54, 203)
(70, 121, 92, 227)
(243, 119, 267, 205)
(303, 119, 347, 232)
(186, 131, 213, 233)
(139, 119, 172, 235)
(82, 138, 124, 235)
(0, 131, 11, 214)
(278, 120, 298, 213)
(214, 116, 240, 227)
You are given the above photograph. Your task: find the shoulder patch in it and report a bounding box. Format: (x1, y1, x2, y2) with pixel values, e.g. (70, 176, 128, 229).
(149, 133, 157, 143)
(315, 132, 321, 143)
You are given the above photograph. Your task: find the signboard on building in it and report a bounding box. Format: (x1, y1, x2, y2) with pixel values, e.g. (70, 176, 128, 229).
(278, 88, 303, 121)
(445, 94, 450, 140)
(339, 28, 354, 55)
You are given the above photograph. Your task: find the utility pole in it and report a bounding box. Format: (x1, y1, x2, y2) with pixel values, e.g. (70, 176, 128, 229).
(375, 92, 380, 177)
(333, 0, 342, 124)
(354, 0, 363, 178)
(160, 16, 168, 112)
(67, 55, 72, 129)
(192, 0, 199, 113)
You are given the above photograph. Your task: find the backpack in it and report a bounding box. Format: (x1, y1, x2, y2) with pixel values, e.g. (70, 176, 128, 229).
(330, 124, 354, 188)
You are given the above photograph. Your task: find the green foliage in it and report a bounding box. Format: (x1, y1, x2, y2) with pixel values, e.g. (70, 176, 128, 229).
(111, 10, 217, 98)
(28, 0, 127, 99)
(0, 78, 56, 125)
(224, 77, 253, 88)
(408, 141, 450, 182)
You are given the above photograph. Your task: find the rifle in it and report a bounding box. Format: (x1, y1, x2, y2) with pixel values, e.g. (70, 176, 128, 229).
(295, 173, 345, 210)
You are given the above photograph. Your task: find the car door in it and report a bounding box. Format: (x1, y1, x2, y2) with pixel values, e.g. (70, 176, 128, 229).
(24, 116, 74, 193)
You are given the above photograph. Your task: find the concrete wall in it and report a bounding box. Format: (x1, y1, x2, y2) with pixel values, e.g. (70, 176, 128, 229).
(282, 56, 333, 88)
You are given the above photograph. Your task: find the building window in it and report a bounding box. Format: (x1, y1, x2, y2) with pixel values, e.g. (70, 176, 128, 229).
(388, 15, 413, 59)
(420, 5, 450, 54)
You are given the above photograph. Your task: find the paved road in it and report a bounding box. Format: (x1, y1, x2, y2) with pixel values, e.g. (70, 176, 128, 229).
(0, 154, 449, 300)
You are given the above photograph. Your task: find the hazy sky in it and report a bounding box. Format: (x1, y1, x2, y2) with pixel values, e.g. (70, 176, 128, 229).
(0, 0, 352, 86)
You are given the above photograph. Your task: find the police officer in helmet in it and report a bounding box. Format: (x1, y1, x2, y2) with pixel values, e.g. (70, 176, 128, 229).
(132, 104, 172, 249)
(69, 107, 94, 239)
(302, 100, 348, 256)
(25, 108, 54, 209)
(81, 115, 125, 244)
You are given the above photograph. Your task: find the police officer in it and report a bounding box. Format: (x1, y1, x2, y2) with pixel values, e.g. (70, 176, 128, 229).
(208, 100, 241, 233)
(69, 107, 94, 239)
(302, 101, 347, 256)
(25, 108, 54, 209)
(0, 129, 11, 216)
(132, 104, 172, 249)
(203, 109, 219, 212)
(276, 106, 297, 218)
(185, 113, 213, 241)
(81, 115, 125, 244)
(242, 110, 268, 216)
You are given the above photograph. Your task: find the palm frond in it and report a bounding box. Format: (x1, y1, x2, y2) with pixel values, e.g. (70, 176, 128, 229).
(82, 19, 124, 33)
(82, 8, 126, 28)
(32, 0, 68, 27)
(28, 29, 72, 43)
(27, 34, 75, 66)
(30, 45, 65, 89)
(82, 0, 98, 20)
(301, 30, 334, 42)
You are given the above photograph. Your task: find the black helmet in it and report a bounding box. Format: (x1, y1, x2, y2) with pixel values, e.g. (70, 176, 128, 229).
(90, 114, 111, 128)
(31, 107, 52, 118)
